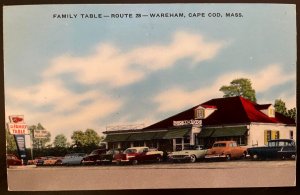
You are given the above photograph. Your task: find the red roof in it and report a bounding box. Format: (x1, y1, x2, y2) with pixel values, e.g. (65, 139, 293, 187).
(144, 96, 295, 129)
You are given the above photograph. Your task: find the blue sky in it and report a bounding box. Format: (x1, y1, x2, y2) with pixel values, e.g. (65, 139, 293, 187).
(4, 4, 296, 142)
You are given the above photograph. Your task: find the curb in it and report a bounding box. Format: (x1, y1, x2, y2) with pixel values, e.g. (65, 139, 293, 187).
(8, 165, 37, 169)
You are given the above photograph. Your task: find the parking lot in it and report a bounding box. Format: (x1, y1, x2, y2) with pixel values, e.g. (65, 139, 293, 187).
(7, 160, 296, 190)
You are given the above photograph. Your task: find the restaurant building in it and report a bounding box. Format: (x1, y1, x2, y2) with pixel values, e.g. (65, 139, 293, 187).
(103, 96, 296, 152)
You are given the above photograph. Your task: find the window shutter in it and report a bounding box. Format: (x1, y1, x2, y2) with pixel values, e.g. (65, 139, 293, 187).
(264, 130, 268, 145)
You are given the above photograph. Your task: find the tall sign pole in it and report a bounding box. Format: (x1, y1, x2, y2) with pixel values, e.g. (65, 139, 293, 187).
(7, 115, 29, 164)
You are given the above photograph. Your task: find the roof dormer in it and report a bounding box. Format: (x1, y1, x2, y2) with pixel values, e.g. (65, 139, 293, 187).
(194, 105, 217, 119)
(256, 104, 275, 118)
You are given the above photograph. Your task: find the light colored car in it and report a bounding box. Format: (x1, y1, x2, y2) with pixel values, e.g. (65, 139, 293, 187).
(168, 145, 207, 163)
(59, 153, 87, 166)
(205, 141, 247, 160)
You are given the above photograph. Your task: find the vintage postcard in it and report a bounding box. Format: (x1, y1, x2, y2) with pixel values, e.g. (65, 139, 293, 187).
(3, 4, 296, 190)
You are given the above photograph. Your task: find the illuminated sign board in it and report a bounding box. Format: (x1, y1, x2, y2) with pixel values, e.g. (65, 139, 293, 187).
(7, 115, 29, 135)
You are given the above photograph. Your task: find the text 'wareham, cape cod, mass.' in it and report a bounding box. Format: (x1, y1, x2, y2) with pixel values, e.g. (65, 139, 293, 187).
(52, 12, 243, 19)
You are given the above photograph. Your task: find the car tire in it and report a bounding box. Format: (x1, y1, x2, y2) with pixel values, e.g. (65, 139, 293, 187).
(252, 154, 259, 160)
(190, 155, 197, 163)
(226, 154, 231, 161)
(156, 157, 162, 163)
(132, 160, 138, 165)
(291, 154, 296, 160)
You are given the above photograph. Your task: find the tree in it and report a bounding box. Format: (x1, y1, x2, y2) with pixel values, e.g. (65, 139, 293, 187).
(84, 129, 101, 147)
(287, 107, 296, 120)
(6, 129, 17, 153)
(71, 130, 85, 147)
(71, 129, 101, 147)
(274, 99, 296, 120)
(219, 78, 257, 102)
(274, 99, 287, 115)
(53, 134, 68, 148)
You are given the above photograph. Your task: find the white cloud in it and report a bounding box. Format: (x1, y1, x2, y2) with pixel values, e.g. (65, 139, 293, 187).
(5, 79, 123, 140)
(154, 64, 296, 112)
(5, 31, 226, 139)
(43, 31, 225, 87)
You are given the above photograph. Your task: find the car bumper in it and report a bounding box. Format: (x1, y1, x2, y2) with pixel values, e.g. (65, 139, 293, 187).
(205, 154, 227, 159)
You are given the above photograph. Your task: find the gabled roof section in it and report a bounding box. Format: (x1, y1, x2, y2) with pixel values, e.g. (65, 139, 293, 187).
(144, 96, 295, 130)
(255, 104, 272, 110)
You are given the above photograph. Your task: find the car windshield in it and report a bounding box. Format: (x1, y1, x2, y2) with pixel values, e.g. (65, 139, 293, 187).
(124, 149, 137, 154)
(91, 150, 99, 155)
(106, 150, 114, 155)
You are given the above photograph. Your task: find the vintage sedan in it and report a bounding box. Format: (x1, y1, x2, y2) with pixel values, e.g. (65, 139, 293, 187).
(43, 156, 63, 166)
(99, 149, 123, 164)
(59, 153, 87, 166)
(6, 154, 22, 167)
(114, 147, 163, 165)
(81, 148, 107, 165)
(247, 139, 296, 160)
(205, 141, 247, 160)
(168, 145, 207, 163)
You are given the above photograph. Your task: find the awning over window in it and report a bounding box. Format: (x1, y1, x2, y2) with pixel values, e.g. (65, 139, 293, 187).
(103, 131, 168, 142)
(162, 128, 190, 139)
(127, 131, 160, 141)
(102, 133, 131, 142)
(198, 128, 215, 138)
(200, 126, 248, 138)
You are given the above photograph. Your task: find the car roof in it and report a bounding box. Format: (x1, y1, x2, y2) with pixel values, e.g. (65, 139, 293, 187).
(126, 147, 148, 150)
(213, 141, 235, 144)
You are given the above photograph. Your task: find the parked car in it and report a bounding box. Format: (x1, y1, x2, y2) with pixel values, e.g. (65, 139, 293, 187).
(6, 154, 22, 167)
(81, 149, 107, 165)
(59, 153, 87, 166)
(114, 147, 163, 165)
(43, 156, 63, 166)
(36, 156, 53, 166)
(168, 145, 207, 163)
(205, 141, 247, 160)
(247, 139, 296, 160)
(97, 148, 123, 164)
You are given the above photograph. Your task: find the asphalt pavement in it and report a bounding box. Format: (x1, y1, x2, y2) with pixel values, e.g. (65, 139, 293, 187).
(7, 160, 296, 190)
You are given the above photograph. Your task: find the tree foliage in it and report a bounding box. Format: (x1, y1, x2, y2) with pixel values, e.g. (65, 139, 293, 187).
(53, 134, 68, 148)
(71, 129, 102, 147)
(6, 129, 17, 153)
(274, 99, 287, 115)
(219, 78, 257, 102)
(274, 99, 296, 120)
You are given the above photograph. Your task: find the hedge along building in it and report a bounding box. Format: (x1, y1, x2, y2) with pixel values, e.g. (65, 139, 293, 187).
(103, 96, 296, 152)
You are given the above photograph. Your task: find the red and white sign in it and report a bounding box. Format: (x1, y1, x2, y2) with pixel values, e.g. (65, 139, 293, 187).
(7, 115, 29, 135)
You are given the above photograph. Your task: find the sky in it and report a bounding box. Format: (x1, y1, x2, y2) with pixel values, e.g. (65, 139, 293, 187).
(3, 4, 296, 144)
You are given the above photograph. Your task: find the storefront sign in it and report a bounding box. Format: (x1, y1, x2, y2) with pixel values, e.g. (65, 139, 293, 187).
(34, 130, 48, 138)
(14, 134, 27, 159)
(173, 119, 202, 126)
(7, 115, 29, 135)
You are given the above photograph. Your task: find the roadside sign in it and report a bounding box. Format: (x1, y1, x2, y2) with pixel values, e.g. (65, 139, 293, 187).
(7, 115, 29, 135)
(34, 130, 48, 138)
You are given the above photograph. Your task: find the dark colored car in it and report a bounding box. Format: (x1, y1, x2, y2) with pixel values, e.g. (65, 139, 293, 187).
(81, 149, 107, 165)
(99, 149, 123, 165)
(6, 154, 22, 167)
(114, 147, 163, 165)
(247, 139, 296, 160)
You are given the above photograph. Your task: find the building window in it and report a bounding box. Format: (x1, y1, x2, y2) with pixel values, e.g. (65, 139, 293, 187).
(290, 131, 294, 140)
(268, 108, 275, 117)
(195, 108, 205, 119)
